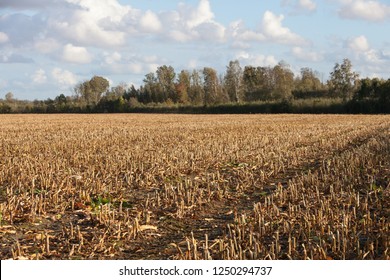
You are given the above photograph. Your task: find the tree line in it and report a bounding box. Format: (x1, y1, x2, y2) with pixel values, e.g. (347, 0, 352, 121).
(1, 58, 389, 113)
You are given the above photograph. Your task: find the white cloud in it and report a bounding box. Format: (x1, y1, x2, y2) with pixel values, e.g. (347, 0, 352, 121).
(140, 10, 162, 33)
(0, 32, 9, 43)
(348, 35, 370, 52)
(49, 0, 130, 47)
(261, 11, 306, 44)
(344, 35, 384, 65)
(52, 68, 78, 87)
(32, 69, 47, 84)
(179, 0, 214, 28)
(193, 21, 225, 42)
(231, 11, 306, 46)
(292, 46, 323, 61)
(159, 0, 226, 42)
(235, 51, 278, 66)
(104, 52, 122, 65)
(338, 0, 390, 21)
(101, 53, 164, 75)
(62, 44, 92, 64)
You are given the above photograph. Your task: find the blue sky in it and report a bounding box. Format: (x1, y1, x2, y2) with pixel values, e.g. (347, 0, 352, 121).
(1, 0, 389, 100)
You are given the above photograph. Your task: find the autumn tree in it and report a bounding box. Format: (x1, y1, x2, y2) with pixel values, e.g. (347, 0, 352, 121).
(106, 82, 127, 101)
(156, 65, 176, 102)
(328, 58, 359, 100)
(75, 76, 110, 105)
(142, 72, 161, 103)
(242, 66, 273, 101)
(176, 70, 190, 104)
(188, 70, 204, 105)
(295, 67, 323, 92)
(203, 67, 220, 105)
(224, 60, 243, 103)
(5, 92, 14, 102)
(271, 61, 295, 100)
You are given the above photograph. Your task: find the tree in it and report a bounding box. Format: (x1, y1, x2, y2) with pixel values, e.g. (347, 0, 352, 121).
(224, 60, 243, 103)
(271, 61, 294, 100)
(295, 67, 323, 92)
(328, 58, 359, 100)
(74, 76, 110, 105)
(156, 65, 176, 102)
(89, 76, 110, 103)
(5, 92, 14, 102)
(106, 82, 127, 101)
(143, 72, 161, 103)
(203, 67, 219, 105)
(55, 94, 67, 104)
(354, 78, 383, 101)
(242, 66, 273, 101)
(188, 70, 204, 105)
(176, 70, 190, 104)
(124, 84, 139, 101)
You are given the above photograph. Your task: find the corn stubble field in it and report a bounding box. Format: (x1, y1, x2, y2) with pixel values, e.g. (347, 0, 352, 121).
(0, 114, 389, 260)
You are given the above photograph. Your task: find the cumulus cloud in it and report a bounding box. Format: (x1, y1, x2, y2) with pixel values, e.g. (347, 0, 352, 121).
(62, 44, 92, 64)
(235, 51, 278, 67)
(32, 69, 47, 84)
(261, 11, 306, 44)
(104, 51, 122, 65)
(231, 11, 306, 46)
(338, 0, 390, 21)
(139, 10, 162, 33)
(49, 0, 130, 47)
(101, 53, 164, 75)
(158, 0, 226, 42)
(179, 0, 214, 28)
(345, 36, 384, 65)
(348, 35, 370, 52)
(52, 68, 78, 87)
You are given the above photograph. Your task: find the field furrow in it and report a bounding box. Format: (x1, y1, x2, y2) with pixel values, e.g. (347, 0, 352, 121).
(0, 114, 389, 260)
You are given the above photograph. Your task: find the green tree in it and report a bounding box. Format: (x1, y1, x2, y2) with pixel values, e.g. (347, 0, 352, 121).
(328, 58, 359, 100)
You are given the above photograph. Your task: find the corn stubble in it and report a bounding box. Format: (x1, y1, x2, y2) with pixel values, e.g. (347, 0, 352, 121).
(0, 114, 388, 260)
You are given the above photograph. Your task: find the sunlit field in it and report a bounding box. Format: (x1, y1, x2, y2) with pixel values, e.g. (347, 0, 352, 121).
(0, 114, 389, 260)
